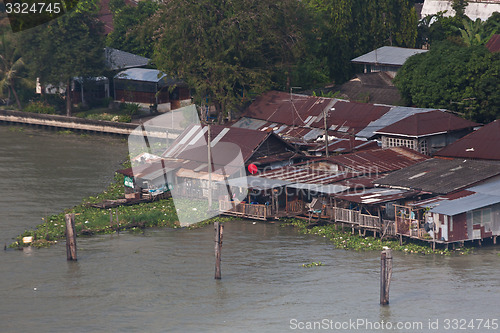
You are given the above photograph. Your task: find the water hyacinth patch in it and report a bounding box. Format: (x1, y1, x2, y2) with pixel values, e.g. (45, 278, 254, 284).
(302, 262, 324, 268)
(283, 218, 472, 255)
(10, 171, 231, 248)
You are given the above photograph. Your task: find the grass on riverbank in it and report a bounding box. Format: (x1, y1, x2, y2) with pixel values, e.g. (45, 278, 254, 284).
(10, 173, 232, 248)
(283, 218, 473, 255)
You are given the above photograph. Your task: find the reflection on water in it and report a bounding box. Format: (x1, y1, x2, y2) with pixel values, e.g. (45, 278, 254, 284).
(1, 126, 499, 333)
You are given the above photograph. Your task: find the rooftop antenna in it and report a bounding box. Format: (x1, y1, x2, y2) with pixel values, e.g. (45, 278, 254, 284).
(290, 86, 301, 130)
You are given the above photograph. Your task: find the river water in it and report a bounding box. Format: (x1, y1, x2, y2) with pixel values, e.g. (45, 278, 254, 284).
(1, 125, 499, 333)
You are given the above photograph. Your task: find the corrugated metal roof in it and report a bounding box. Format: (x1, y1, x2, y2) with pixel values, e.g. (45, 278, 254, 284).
(335, 187, 418, 204)
(374, 110, 478, 137)
(114, 68, 185, 86)
(105, 47, 150, 70)
(243, 91, 329, 127)
(325, 146, 429, 174)
(351, 46, 428, 66)
(376, 158, 500, 194)
(435, 120, 500, 160)
(486, 34, 500, 53)
(163, 124, 271, 163)
(356, 106, 437, 138)
(287, 183, 349, 195)
(261, 166, 349, 185)
(225, 176, 291, 190)
(232, 117, 268, 130)
(429, 193, 500, 215)
(239, 91, 391, 136)
(309, 100, 391, 134)
(115, 68, 166, 82)
(309, 138, 379, 154)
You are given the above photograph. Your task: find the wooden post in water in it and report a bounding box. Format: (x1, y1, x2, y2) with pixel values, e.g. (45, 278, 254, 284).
(214, 222, 223, 279)
(65, 213, 77, 261)
(380, 248, 392, 305)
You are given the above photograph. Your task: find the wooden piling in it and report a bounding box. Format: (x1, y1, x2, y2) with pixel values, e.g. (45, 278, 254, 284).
(380, 248, 392, 305)
(214, 222, 223, 280)
(65, 213, 77, 261)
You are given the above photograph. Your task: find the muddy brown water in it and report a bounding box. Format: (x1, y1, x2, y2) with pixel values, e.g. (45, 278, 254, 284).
(1, 125, 499, 332)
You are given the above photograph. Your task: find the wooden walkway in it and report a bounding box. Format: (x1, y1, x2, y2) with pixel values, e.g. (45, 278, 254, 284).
(0, 109, 182, 138)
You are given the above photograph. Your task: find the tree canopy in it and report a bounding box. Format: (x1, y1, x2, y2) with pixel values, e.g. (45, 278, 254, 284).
(152, 0, 308, 122)
(19, 6, 105, 115)
(394, 41, 500, 123)
(106, 0, 158, 58)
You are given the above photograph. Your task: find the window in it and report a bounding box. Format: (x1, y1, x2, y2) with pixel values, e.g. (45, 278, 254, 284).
(383, 136, 417, 151)
(471, 208, 493, 231)
(419, 139, 428, 155)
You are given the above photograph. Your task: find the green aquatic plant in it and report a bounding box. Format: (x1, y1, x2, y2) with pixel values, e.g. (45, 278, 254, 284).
(282, 218, 472, 255)
(302, 262, 324, 268)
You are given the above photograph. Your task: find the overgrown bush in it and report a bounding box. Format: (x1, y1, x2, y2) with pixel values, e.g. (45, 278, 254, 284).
(23, 101, 56, 114)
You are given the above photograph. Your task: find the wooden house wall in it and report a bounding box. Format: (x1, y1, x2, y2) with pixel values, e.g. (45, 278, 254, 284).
(115, 90, 171, 104)
(467, 202, 500, 240)
(447, 213, 467, 242)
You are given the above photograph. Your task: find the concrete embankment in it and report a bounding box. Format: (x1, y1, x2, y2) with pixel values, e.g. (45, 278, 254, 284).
(0, 109, 181, 139)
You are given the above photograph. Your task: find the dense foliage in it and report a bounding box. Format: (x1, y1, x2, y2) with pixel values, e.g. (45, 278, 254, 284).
(18, 2, 105, 116)
(394, 41, 500, 123)
(106, 0, 158, 58)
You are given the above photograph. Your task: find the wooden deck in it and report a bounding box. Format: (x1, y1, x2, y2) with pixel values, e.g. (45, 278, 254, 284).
(219, 200, 273, 220)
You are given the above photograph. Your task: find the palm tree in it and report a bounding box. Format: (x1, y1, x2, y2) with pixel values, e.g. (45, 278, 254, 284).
(0, 33, 25, 109)
(459, 19, 494, 47)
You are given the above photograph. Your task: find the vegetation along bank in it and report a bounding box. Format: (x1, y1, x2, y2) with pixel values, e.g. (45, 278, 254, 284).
(10, 172, 473, 256)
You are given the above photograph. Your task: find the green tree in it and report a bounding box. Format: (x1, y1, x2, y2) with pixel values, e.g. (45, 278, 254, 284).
(459, 19, 495, 46)
(0, 33, 25, 108)
(394, 41, 500, 123)
(20, 7, 105, 116)
(106, 0, 158, 58)
(152, 0, 308, 123)
(303, 0, 418, 83)
(451, 0, 468, 20)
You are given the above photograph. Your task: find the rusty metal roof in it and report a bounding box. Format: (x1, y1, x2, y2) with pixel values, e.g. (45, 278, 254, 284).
(486, 34, 500, 53)
(163, 124, 271, 163)
(242, 91, 329, 127)
(374, 110, 479, 138)
(238, 91, 391, 137)
(435, 120, 500, 160)
(308, 138, 378, 154)
(323, 146, 429, 174)
(309, 100, 390, 134)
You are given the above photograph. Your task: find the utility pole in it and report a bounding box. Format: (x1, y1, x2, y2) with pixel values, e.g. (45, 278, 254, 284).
(207, 124, 212, 209)
(324, 107, 333, 158)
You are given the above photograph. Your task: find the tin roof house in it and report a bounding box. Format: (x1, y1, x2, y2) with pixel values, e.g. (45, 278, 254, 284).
(375, 158, 500, 245)
(351, 46, 428, 78)
(113, 68, 191, 112)
(435, 119, 500, 161)
(372, 110, 479, 155)
(414, 177, 500, 245)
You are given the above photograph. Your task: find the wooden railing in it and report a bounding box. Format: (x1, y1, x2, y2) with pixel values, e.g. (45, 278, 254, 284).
(219, 200, 272, 220)
(332, 207, 381, 228)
